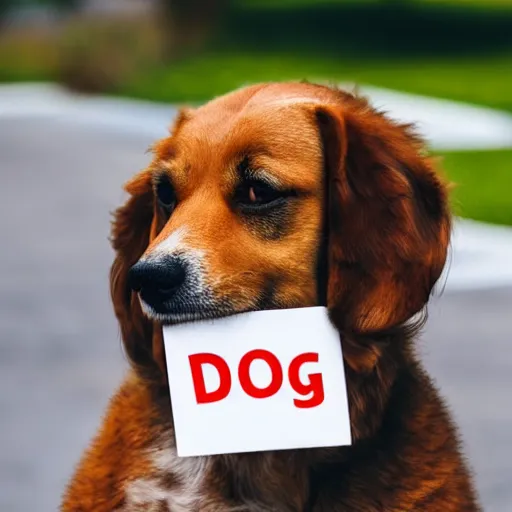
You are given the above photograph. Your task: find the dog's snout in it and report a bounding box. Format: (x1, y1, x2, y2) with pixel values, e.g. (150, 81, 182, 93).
(128, 258, 187, 311)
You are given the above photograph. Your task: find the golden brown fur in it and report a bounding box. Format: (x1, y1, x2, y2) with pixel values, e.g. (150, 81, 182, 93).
(62, 82, 480, 511)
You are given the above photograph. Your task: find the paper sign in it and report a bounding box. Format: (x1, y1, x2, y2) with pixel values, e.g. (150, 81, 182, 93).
(163, 306, 351, 457)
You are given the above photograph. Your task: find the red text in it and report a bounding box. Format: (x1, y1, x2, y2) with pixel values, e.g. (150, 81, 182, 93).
(188, 350, 324, 409)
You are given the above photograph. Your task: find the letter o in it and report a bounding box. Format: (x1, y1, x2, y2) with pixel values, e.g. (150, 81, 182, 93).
(238, 349, 283, 399)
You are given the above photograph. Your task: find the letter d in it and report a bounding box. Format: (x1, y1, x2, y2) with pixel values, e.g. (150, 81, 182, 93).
(188, 353, 231, 404)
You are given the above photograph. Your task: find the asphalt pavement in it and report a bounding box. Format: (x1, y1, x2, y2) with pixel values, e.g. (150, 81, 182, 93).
(0, 116, 511, 512)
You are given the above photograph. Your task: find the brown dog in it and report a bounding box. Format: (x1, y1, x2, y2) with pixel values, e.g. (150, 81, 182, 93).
(61, 82, 481, 511)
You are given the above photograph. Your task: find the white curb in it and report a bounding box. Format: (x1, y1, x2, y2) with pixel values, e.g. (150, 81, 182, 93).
(0, 82, 175, 138)
(360, 85, 512, 151)
(442, 219, 512, 291)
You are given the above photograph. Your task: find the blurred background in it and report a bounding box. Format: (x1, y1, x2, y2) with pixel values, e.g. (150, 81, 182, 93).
(0, 0, 511, 511)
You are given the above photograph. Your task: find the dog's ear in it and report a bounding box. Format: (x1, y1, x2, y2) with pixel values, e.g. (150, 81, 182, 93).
(315, 92, 451, 372)
(110, 170, 159, 379)
(109, 114, 192, 382)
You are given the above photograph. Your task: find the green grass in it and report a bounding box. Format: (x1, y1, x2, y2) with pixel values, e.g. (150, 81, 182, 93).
(115, 51, 512, 114)
(419, 0, 512, 7)
(116, 52, 345, 103)
(242, 0, 512, 8)
(439, 149, 512, 225)
(337, 56, 512, 113)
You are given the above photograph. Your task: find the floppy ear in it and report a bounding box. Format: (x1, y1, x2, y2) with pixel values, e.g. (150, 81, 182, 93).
(110, 170, 160, 379)
(109, 115, 192, 381)
(316, 92, 451, 372)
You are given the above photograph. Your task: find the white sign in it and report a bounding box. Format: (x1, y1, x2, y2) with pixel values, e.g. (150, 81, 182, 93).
(163, 306, 352, 457)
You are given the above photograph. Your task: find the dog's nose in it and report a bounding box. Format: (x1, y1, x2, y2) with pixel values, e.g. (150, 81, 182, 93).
(128, 258, 187, 310)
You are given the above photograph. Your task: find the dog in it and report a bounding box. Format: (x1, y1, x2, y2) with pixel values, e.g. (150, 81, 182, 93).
(61, 82, 481, 511)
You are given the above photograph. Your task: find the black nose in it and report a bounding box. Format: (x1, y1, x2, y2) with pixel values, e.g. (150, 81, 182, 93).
(128, 258, 187, 311)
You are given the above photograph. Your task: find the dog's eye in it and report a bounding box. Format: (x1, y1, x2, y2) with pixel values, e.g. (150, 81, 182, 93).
(235, 180, 285, 211)
(156, 177, 177, 211)
(248, 181, 281, 205)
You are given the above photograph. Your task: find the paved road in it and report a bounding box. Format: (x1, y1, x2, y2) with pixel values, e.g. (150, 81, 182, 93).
(0, 118, 510, 511)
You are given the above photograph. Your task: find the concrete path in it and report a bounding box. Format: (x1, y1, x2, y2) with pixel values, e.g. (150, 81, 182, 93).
(0, 86, 511, 511)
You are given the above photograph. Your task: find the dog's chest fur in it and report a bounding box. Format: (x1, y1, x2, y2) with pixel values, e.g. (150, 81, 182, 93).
(123, 442, 210, 511)
(122, 440, 293, 512)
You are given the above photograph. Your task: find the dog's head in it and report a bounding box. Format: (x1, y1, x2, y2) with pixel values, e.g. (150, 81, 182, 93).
(110, 83, 450, 380)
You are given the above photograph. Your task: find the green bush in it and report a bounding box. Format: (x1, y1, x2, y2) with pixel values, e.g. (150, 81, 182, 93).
(56, 16, 161, 94)
(0, 27, 59, 82)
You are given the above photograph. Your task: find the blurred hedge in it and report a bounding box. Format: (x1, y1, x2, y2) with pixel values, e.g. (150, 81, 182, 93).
(57, 15, 161, 93)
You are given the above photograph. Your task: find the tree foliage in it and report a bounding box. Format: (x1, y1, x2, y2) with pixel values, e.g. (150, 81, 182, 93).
(158, 0, 231, 59)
